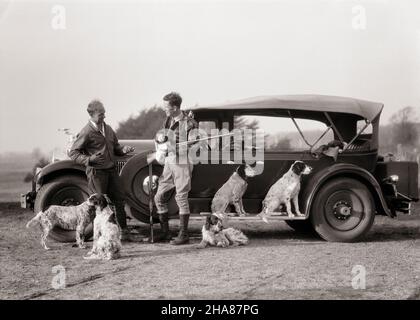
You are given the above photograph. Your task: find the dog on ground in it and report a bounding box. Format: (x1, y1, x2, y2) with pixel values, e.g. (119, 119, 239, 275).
(84, 193, 121, 260)
(26, 198, 96, 250)
(197, 213, 249, 248)
(211, 163, 257, 217)
(257, 161, 312, 223)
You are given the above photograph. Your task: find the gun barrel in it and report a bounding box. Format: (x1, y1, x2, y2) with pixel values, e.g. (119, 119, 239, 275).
(177, 132, 235, 145)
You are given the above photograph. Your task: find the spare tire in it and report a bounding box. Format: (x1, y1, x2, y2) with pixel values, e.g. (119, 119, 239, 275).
(310, 177, 375, 242)
(33, 175, 92, 243)
(129, 165, 179, 222)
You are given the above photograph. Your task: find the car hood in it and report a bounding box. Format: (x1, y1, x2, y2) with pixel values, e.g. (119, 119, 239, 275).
(120, 139, 154, 154)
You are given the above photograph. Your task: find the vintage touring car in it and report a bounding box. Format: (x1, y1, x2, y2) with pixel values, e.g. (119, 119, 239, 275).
(22, 95, 419, 242)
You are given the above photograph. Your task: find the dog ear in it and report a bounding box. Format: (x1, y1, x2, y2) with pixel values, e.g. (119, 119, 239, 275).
(292, 161, 305, 175)
(108, 212, 117, 225)
(98, 194, 108, 210)
(88, 193, 97, 203)
(87, 205, 96, 220)
(205, 216, 211, 230)
(236, 164, 246, 179)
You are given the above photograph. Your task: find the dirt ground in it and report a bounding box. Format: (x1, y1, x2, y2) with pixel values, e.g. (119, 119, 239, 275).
(1, 203, 419, 300)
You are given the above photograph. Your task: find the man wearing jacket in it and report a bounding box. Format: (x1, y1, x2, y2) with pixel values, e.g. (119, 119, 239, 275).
(154, 92, 198, 245)
(69, 100, 134, 241)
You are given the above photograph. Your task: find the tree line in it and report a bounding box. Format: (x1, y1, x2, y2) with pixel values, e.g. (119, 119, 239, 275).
(115, 105, 418, 155)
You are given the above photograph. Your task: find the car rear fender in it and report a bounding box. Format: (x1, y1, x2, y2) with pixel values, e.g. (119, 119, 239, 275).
(302, 163, 393, 218)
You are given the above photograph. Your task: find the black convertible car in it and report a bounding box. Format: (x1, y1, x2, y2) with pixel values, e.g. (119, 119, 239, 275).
(22, 94, 419, 242)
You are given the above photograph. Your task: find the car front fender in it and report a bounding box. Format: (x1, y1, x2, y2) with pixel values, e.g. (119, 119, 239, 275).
(37, 160, 86, 185)
(119, 150, 156, 211)
(301, 163, 393, 218)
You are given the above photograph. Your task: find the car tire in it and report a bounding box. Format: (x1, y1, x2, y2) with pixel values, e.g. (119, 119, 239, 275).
(130, 165, 179, 223)
(310, 177, 375, 242)
(284, 220, 316, 233)
(34, 175, 92, 243)
(128, 205, 159, 224)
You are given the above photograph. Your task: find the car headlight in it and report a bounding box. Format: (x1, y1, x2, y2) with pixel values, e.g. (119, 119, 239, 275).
(389, 175, 399, 182)
(383, 175, 399, 184)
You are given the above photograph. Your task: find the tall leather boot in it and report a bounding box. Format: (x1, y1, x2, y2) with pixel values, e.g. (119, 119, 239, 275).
(170, 214, 190, 245)
(154, 213, 172, 242)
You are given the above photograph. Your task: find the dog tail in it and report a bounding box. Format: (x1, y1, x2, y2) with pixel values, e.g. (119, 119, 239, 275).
(26, 211, 43, 228)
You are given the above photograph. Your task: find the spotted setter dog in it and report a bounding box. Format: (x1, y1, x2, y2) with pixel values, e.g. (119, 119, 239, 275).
(211, 163, 257, 217)
(197, 213, 249, 249)
(84, 194, 121, 261)
(26, 198, 96, 250)
(257, 161, 312, 223)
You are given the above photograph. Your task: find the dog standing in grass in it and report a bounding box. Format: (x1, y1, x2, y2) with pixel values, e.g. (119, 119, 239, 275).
(26, 199, 96, 250)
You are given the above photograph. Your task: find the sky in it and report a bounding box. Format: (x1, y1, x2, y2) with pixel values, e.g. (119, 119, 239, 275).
(1, 0, 420, 153)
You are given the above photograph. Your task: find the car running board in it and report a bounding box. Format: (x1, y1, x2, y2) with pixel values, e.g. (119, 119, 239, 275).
(195, 212, 308, 220)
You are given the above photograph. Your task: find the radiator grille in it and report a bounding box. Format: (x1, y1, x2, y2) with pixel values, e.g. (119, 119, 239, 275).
(116, 161, 127, 174)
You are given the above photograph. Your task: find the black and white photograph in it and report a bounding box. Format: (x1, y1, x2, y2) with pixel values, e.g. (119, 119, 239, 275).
(0, 0, 419, 305)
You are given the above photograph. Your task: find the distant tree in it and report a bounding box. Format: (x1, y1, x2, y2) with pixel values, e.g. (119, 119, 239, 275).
(31, 147, 44, 160)
(116, 110, 264, 140)
(390, 107, 418, 147)
(268, 136, 292, 151)
(234, 116, 259, 130)
(24, 149, 49, 183)
(115, 106, 166, 139)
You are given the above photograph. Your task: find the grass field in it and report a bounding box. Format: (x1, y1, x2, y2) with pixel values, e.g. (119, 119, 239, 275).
(1, 153, 419, 300)
(0, 153, 37, 203)
(1, 203, 419, 300)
